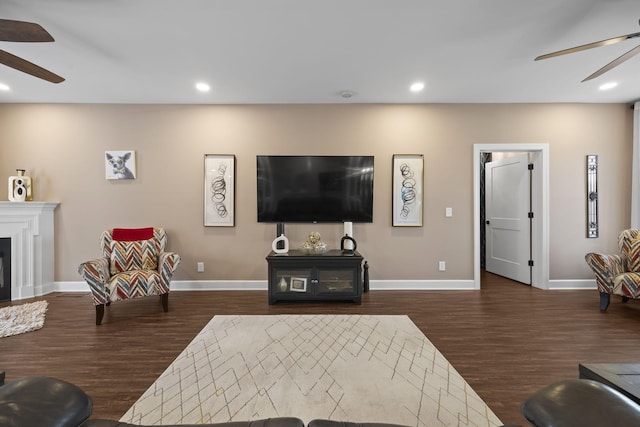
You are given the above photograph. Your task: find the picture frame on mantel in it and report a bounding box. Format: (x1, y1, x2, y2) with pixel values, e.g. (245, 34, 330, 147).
(204, 154, 235, 227)
(392, 154, 424, 227)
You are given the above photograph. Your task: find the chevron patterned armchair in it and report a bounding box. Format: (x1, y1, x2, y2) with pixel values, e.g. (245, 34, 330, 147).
(78, 227, 181, 325)
(585, 229, 640, 311)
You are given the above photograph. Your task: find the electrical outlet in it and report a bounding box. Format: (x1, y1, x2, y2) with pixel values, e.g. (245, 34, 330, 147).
(438, 261, 446, 271)
(197, 262, 205, 273)
(445, 207, 453, 217)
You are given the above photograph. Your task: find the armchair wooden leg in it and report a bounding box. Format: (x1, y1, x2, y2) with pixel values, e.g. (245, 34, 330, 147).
(599, 292, 610, 311)
(622, 296, 630, 303)
(96, 304, 105, 325)
(161, 293, 169, 312)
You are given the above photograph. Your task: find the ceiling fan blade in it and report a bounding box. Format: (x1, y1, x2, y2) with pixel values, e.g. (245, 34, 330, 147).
(535, 31, 640, 61)
(0, 19, 54, 42)
(582, 43, 640, 81)
(0, 49, 64, 83)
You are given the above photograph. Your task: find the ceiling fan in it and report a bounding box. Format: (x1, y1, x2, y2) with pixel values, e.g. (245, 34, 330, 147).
(535, 19, 640, 82)
(0, 18, 64, 83)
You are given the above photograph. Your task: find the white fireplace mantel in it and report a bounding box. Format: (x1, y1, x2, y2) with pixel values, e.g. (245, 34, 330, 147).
(0, 201, 59, 300)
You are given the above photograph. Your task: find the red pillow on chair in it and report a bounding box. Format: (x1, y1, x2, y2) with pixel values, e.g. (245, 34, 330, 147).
(112, 227, 154, 242)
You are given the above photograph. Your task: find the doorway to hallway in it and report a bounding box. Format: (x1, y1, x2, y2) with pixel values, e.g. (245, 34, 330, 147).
(473, 144, 549, 290)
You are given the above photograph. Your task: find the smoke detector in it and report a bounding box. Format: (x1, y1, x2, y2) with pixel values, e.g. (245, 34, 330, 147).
(339, 90, 356, 99)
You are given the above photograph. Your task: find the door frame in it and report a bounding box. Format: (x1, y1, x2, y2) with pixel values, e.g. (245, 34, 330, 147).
(473, 144, 549, 290)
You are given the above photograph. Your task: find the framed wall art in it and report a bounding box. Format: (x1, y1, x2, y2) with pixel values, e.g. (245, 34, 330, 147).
(392, 154, 424, 227)
(204, 154, 235, 227)
(586, 154, 598, 238)
(105, 150, 136, 180)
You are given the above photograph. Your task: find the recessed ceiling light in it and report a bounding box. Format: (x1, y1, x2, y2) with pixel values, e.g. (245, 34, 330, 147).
(0, 83, 10, 91)
(599, 82, 618, 91)
(410, 82, 425, 92)
(195, 82, 210, 92)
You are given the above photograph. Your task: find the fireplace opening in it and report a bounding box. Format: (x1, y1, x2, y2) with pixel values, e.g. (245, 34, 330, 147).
(0, 238, 10, 302)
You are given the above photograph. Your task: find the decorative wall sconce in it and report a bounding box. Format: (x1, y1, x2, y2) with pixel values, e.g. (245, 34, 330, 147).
(586, 155, 598, 238)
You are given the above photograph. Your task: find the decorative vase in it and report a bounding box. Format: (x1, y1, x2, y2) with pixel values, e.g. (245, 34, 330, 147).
(343, 221, 354, 250)
(272, 234, 289, 254)
(8, 169, 32, 202)
(278, 277, 288, 292)
(341, 234, 357, 253)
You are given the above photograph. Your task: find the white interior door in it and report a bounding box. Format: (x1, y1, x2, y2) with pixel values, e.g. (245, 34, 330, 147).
(485, 153, 531, 284)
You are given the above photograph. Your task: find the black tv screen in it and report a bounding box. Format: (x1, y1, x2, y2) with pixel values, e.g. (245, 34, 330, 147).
(257, 155, 374, 223)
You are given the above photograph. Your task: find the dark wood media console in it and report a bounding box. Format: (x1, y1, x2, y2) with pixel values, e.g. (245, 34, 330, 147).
(266, 249, 363, 304)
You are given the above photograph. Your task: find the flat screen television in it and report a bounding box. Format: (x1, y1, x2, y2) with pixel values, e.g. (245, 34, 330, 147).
(257, 155, 374, 223)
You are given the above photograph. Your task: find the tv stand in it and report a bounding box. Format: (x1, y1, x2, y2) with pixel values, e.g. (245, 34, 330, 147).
(266, 249, 363, 304)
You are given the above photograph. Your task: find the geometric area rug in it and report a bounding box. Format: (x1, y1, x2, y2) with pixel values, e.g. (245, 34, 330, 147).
(121, 315, 502, 426)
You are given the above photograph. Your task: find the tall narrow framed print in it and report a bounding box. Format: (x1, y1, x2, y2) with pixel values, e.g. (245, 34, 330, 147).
(392, 154, 423, 227)
(204, 154, 235, 227)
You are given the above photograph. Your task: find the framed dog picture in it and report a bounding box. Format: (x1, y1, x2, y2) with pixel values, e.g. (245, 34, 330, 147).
(105, 150, 136, 180)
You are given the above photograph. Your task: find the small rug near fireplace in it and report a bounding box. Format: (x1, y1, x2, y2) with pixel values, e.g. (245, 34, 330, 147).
(122, 315, 502, 426)
(0, 300, 48, 338)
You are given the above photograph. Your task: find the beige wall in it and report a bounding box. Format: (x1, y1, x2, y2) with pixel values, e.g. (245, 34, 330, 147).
(0, 103, 632, 283)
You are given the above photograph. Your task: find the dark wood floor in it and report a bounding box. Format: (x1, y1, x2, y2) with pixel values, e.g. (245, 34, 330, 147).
(2, 271, 640, 426)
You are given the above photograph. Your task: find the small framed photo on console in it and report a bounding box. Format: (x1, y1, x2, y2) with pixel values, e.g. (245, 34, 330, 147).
(290, 277, 307, 292)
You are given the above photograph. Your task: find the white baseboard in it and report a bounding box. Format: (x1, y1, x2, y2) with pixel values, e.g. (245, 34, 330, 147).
(49, 280, 268, 293)
(47, 278, 597, 295)
(170, 280, 267, 291)
(547, 279, 596, 290)
(52, 281, 92, 292)
(52, 279, 477, 293)
(371, 280, 477, 290)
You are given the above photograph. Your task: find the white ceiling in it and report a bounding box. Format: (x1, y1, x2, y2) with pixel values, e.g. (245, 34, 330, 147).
(1, 0, 640, 104)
